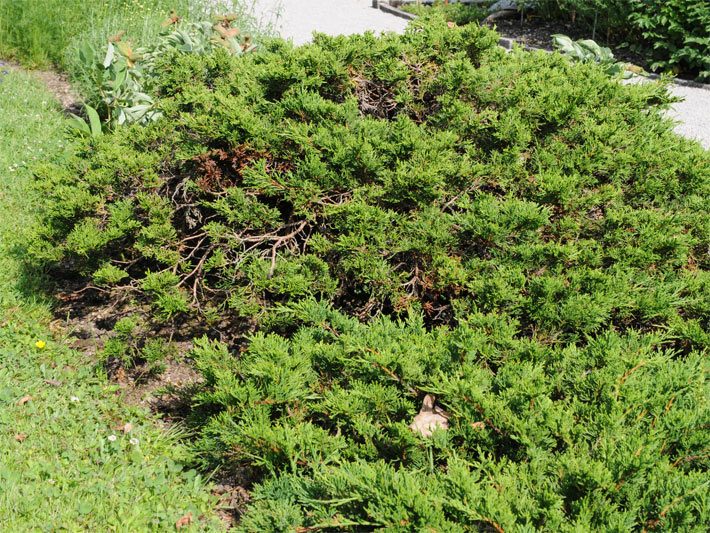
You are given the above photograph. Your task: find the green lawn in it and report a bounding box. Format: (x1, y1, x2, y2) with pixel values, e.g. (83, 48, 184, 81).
(0, 69, 221, 531)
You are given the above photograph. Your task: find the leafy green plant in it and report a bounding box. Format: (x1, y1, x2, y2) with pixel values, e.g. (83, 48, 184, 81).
(68, 104, 104, 138)
(628, 0, 710, 79)
(77, 39, 159, 127)
(552, 34, 639, 78)
(73, 15, 257, 130)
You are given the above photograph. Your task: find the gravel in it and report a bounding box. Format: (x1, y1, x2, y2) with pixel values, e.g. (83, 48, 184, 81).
(666, 84, 710, 149)
(250, 0, 408, 45)
(624, 77, 710, 149)
(248, 1, 709, 150)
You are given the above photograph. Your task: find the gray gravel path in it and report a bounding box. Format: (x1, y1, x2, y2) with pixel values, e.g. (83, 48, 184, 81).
(667, 84, 710, 149)
(250, 0, 408, 45)
(249, 1, 709, 149)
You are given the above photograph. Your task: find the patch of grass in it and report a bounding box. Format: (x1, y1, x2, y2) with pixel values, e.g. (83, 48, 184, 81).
(0, 1, 269, 72)
(0, 0, 189, 67)
(0, 69, 221, 530)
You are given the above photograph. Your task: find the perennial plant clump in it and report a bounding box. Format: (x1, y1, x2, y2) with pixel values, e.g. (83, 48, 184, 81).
(71, 14, 257, 131)
(29, 15, 709, 531)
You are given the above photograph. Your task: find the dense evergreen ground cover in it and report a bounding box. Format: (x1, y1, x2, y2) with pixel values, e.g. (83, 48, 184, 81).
(25, 16, 710, 531)
(0, 69, 220, 531)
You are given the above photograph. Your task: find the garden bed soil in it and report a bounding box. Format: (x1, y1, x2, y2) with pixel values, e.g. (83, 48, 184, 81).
(55, 286, 202, 403)
(488, 15, 654, 74)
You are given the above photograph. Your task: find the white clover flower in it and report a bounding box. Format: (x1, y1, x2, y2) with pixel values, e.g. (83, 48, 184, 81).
(107, 434, 117, 442)
(129, 438, 139, 446)
(70, 396, 80, 402)
(47, 479, 56, 485)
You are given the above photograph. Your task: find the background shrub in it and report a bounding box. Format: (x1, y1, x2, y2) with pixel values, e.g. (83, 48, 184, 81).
(627, 0, 710, 78)
(402, 0, 490, 25)
(530, 0, 710, 79)
(29, 15, 710, 529)
(529, 0, 634, 37)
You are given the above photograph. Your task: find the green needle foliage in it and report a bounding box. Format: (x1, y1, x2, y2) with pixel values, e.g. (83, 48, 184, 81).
(29, 14, 709, 530)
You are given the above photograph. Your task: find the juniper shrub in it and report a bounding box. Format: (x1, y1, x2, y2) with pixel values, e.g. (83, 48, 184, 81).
(30, 15, 709, 530)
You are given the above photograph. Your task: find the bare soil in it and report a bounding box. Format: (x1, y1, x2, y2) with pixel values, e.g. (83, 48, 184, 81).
(31, 69, 82, 113)
(55, 285, 203, 415)
(54, 285, 254, 527)
(490, 15, 650, 72)
(0, 60, 81, 112)
(0, 60, 80, 113)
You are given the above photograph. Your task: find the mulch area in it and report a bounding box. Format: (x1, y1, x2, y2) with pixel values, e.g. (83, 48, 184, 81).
(488, 14, 651, 72)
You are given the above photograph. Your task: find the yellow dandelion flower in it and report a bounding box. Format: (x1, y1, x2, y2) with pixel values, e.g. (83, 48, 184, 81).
(35, 340, 46, 349)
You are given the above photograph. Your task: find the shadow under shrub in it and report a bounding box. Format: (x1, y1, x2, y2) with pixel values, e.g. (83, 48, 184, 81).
(30, 15, 710, 531)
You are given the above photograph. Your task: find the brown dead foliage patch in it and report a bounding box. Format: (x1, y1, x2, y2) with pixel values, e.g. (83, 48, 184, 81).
(213, 470, 254, 528)
(193, 145, 291, 193)
(351, 68, 399, 120)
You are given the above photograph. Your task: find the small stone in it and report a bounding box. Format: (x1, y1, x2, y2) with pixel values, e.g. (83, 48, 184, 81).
(489, 0, 517, 12)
